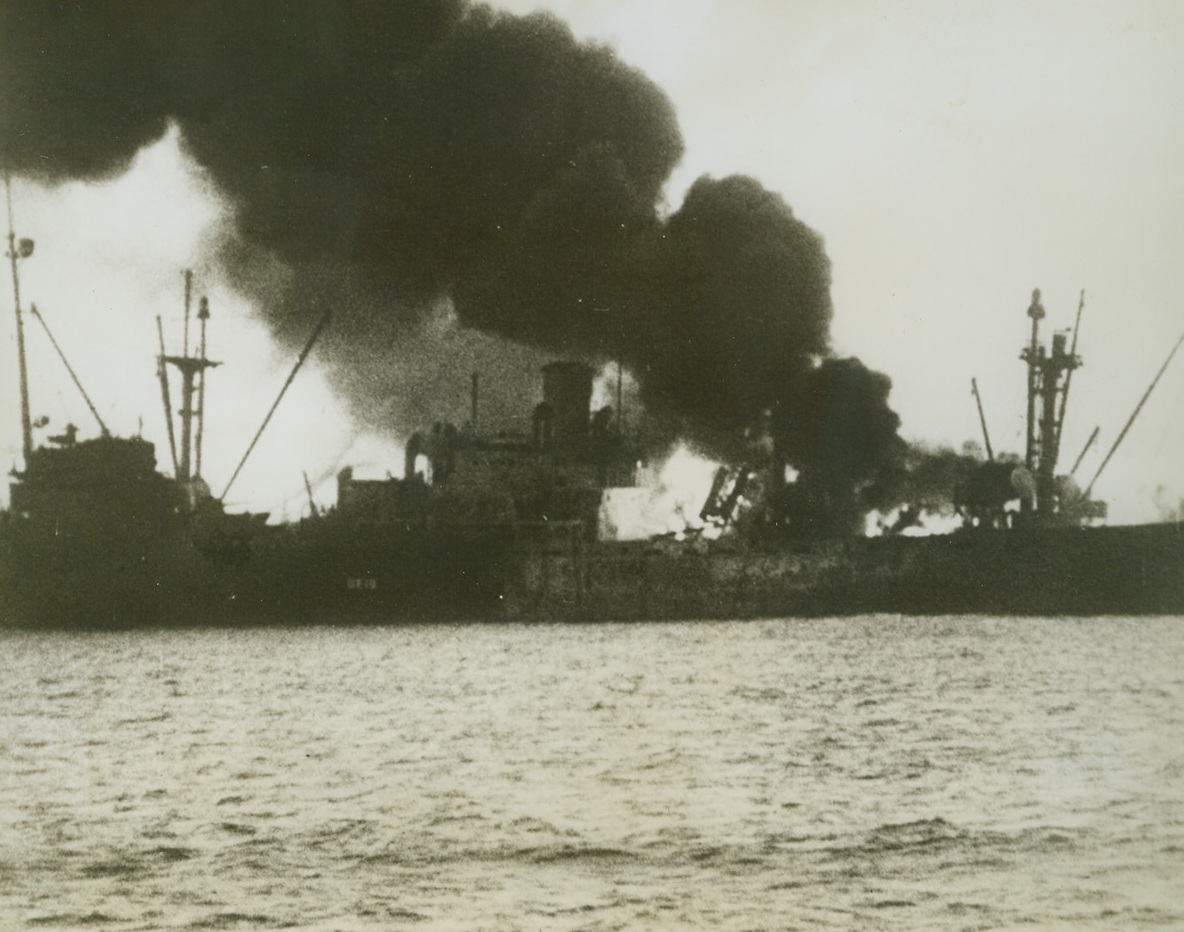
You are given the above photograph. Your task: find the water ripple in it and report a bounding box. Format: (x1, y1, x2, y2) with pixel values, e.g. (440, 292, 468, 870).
(1, 616, 1182, 929)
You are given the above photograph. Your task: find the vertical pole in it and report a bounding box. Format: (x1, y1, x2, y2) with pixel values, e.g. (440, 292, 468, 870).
(5, 176, 33, 467)
(1024, 290, 1043, 471)
(178, 364, 194, 480)
(177, 273, 195, 481)
(1021, 289, 1044, 519)
(195, 296, 209, 479)
(1037, 355, 1060, 516)
(182, 270, 192, 360)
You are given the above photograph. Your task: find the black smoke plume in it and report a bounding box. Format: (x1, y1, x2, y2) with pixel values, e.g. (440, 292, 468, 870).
(2, 0, 911, 529)
(761, 358, 903, 536)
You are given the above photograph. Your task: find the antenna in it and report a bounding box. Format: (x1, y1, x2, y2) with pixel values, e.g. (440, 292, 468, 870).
(5, 174, 34, 467)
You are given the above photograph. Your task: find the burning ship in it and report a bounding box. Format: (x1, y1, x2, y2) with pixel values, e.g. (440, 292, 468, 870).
(4, 3, 1178, 628)
(501, 291, 1184, 620)
(1, 198, 1181, 626)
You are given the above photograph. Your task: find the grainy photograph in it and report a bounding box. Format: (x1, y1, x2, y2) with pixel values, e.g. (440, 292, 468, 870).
(1, 1, 1182, 928)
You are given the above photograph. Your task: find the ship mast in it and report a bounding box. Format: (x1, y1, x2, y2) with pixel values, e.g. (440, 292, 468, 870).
(1021, 289, 1043, 517)
(1020, 287, 1082, 521)
(5, 175, 34, 468)
(161, 271, 219, 484)
(195, 296, 210, 479)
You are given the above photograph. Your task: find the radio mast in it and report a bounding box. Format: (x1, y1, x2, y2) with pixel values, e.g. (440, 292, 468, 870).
(5, 175, 34, 468)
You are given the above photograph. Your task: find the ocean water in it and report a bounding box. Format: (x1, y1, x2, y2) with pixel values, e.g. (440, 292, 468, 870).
(1, 616, 1182, 931)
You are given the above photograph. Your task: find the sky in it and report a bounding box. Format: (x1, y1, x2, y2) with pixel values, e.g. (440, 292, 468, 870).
(3, 0, 1182, 524)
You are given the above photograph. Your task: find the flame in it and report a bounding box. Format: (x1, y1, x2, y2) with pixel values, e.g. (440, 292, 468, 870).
(864, 507, 964, 538)
(598, 444, 719, 541)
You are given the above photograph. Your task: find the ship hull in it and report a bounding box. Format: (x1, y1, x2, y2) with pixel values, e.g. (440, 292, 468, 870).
(0, 515, 512, 627)
(504, 522, 1183, 621)
(2, 516, 1180, 627)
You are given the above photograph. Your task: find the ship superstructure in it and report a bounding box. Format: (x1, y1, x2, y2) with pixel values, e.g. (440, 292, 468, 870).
(334, 360, 639, 533)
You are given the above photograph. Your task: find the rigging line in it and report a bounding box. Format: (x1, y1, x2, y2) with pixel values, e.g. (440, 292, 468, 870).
(28, 304, 109, 436)
(1085, 330, 1184, 498)
(220, 309, 332, 502)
